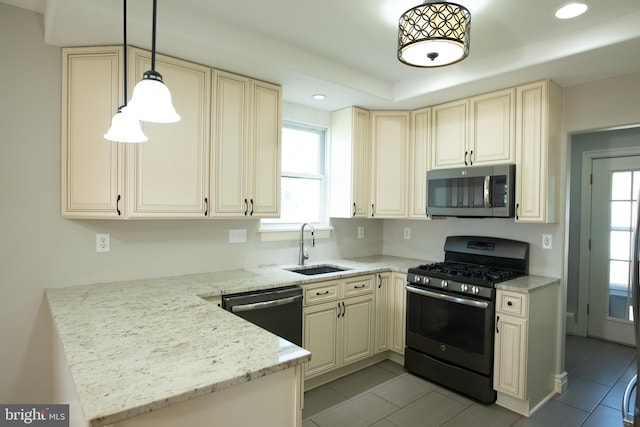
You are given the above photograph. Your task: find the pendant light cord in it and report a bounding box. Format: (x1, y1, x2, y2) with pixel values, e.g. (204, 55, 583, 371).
(123, 0, 128, 106)
(151, 0, 157, 71)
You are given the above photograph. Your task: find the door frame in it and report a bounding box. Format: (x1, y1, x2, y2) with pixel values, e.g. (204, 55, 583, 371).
(577, 146, 640, 336)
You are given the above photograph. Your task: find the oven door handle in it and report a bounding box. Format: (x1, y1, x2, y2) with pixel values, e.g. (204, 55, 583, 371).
(405, 285, 489, 309)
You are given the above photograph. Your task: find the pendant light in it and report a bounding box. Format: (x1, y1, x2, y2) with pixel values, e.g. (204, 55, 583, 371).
(125, 0, 180, 123)
(105, 0, 148, 143)
(398, 1, 471, 68)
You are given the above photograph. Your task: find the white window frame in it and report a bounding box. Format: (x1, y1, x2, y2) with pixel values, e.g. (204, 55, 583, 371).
(259, 122, 332, 240)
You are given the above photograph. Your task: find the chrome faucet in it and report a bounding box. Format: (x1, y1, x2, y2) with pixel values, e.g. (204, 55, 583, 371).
(299, 223, 315, 265)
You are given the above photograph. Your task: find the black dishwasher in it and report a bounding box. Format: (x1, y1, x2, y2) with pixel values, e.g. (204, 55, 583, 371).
(221, 285, 303, 346)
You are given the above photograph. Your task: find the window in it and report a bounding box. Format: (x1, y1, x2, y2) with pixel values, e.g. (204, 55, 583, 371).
(262, 122, 327, 227)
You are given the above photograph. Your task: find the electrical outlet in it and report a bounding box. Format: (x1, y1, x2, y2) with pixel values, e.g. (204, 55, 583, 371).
(229, 229, 247, 243)
(542, 234, 553, 250)
(404, 227, 411, 240)
(96, 233, 110, 253)
(357, 226, 364, 239)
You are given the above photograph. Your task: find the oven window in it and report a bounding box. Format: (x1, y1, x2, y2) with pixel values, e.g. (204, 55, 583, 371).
(407, 293, 487, 355)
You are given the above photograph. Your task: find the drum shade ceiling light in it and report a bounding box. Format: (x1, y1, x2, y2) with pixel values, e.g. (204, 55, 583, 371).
(126, 0, 180, 123)
(398, 1, 471, 68)
(105, 0, 148, 143)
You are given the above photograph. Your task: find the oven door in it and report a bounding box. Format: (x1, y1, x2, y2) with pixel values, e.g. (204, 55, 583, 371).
(405, 284, 494, 375)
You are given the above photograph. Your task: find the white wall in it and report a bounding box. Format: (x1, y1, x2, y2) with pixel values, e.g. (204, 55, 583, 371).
(0, 3, 382, 403)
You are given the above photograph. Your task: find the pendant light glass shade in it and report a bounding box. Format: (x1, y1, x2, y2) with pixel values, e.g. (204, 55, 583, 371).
(126, 70, 180, 123)
(398, 1, 471, 67)
(104, 107, 148, 143)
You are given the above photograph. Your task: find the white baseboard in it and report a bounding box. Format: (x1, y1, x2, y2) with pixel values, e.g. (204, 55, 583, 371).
(554, 371, 568, 394)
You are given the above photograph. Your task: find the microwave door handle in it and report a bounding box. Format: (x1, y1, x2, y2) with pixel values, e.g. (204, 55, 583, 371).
(484, 176, 491, 208)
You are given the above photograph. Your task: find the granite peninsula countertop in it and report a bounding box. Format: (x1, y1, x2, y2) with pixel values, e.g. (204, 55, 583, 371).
(45, 255, 423, 426)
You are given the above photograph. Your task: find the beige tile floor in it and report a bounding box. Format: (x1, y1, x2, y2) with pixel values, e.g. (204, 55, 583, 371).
(303, 336, 637, 427)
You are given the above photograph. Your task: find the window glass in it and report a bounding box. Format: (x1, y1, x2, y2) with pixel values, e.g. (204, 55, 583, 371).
(262, 122, 326, 226)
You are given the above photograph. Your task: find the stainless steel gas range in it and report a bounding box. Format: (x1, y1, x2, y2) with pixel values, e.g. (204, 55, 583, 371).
(405, 236, 530, 403)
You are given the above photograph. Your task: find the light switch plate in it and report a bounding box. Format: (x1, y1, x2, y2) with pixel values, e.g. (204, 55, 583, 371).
(542, 234, 553, 250)
(357, 226, 364, 239)
(229, 229, 247, 244)
(404, 228, 411, 240)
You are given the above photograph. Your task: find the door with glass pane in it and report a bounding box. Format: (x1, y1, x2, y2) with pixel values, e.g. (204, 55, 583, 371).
(587, 156, 640, 345)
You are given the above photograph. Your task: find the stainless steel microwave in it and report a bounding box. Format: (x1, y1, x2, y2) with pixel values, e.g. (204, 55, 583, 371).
(426, 164, 515, 218)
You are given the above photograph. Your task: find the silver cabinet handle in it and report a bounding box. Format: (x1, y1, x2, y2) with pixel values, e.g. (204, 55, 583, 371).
(405, 285, 489, 309)
(230, 295, 303, 313)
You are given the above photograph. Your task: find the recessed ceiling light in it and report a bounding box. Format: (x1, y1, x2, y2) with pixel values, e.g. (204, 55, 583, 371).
(312, 94, 326, 100)
(555, 2, 589, 19)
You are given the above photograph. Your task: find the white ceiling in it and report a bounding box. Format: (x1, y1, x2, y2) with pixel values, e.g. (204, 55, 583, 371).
(5, 0, 640, 111)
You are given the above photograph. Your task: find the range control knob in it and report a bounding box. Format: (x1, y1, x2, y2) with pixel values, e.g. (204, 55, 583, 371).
(472, 286, 480, 294)
(414, 276, 421, 283)
(441, 280, 448, 288)
(424, 277, 430, 284)
(461, 284, 468, 292)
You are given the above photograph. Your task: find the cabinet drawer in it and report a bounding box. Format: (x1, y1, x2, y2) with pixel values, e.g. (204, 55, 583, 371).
(497, 291, 528, 317)
(344, 275, 374, 297)
(304, 281, 340, 305)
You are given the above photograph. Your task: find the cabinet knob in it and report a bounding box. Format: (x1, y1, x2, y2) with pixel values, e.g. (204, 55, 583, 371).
(507, 301, 513, 306)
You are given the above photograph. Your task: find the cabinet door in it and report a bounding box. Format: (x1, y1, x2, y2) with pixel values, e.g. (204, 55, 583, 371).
(211, 71, 250, 217)
(494, 315, 527, 399)
(341, 294, 375, 365)
(329, 107, 370, 218)
(303, 302, 340, 378)
(248, 80, 281, 218)
(431, 99, 468, 169)
(514, 80, 562, 223)
(127, 48, 211, 218)
(61, 46, 124, 218)
(409, 107, 431, 219)
(375, 273, 390, 353)
(370, 112, 409, 218)
(469, 88, 515, 165)
(390, 273, 407, 354)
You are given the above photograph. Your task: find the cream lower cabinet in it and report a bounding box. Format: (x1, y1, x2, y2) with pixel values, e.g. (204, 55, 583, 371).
(375, 273, 390, 353)
(494, 283, 561, 416)
(126, 48, 211, 218)
(303, 275, 375, 379)
(210, 71, 281, 218)
(389, 273, 407, 354)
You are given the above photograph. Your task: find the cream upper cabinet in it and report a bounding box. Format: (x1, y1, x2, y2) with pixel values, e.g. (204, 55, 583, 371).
(329, 107, 370, 218)
(61, 46, 124, 219)
(409, 107, 431, 219)
(514, 80, 562, 223)
(469, 88, 515, 165)
(370, 111, 410, 218)
(430, 99, 468, 169)
(210, 71, 281, 218)
(126, 48, 211, 218)
(432, 90, 515, 170)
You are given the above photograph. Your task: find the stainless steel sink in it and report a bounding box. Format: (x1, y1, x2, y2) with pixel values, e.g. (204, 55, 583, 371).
(286, 264, 349, 276)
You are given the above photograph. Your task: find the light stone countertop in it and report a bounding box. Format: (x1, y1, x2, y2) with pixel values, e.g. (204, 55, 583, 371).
(45, 255, 422, 427)
(495, 274, 561, 293)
